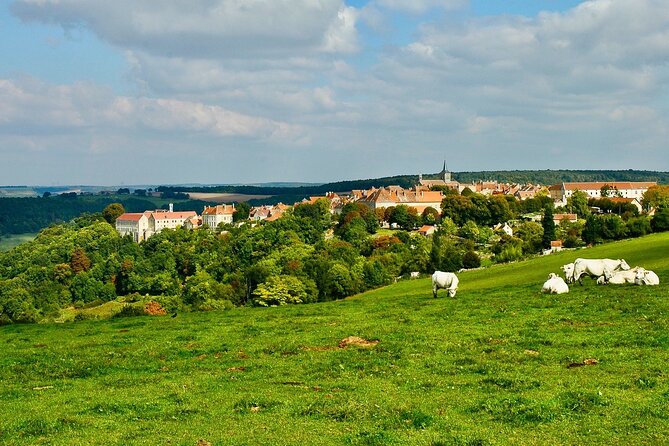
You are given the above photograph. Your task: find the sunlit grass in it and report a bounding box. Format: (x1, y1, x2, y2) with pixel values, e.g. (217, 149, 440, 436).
(1, 233, 668, 445)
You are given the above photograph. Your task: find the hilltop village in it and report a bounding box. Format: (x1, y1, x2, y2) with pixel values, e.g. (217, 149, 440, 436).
(115, 164, 657, 243)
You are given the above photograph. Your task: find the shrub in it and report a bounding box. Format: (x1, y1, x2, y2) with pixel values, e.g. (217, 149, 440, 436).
(113, 304, 146, 318)
(495, 245, 523, 263)
(462, 251, 481, 269)
(144, 301, 167, 316)
(651, 206, 669, 232)
(199, 299, 234, 312)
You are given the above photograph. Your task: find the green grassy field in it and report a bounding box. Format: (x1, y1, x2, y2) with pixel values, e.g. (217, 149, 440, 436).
(0, 233, 37, 251)
(1, 233, 669, 445)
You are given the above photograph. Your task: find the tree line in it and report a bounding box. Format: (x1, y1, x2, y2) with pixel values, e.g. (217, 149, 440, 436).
(1, 185, 668, 324)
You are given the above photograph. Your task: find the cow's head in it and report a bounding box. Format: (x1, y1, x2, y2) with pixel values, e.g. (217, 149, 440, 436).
(619, 259, 631, 270)
(448, 288, 457, 298)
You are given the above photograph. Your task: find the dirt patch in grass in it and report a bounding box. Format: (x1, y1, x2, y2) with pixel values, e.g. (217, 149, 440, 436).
(338, 336, 379, 348)
(567, 358, 599, 368)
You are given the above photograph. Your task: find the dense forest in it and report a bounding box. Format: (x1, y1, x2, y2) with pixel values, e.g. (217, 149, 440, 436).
(1, 185, 668, 324)
(0, 195, 216, 235)
(156, 174, 419, 196)
(452, 170, 669, 184)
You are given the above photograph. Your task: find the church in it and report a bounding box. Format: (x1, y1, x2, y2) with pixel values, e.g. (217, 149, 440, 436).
(418, 161, 460, 190)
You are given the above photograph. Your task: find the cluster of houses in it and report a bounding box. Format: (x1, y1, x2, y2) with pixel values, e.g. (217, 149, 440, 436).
(115, 163, 659, 243)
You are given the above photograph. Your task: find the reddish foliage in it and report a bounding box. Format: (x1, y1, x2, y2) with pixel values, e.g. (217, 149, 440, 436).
(144, 301, 167, 316)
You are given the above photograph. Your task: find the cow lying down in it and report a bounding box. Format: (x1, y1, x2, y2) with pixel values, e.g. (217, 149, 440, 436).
(542, 273, 569, 294)
(596, 267, 640, 285)
(635, 268, 660, 286)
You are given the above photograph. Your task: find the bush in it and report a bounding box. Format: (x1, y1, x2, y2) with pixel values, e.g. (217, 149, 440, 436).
(82, 299, 104, 309)
(144, 301, 167, 316)
(462, 251, 481, 269)
(651, 207, 669, 232)
(495, 245, 523, 263)
(74, 312, 97, 322)
(626, 216, 652, 237)
(113, 304, 146, 318)
(199, 299, 234, 312)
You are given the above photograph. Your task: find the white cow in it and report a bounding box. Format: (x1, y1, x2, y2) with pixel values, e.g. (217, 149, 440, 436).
(542, 273, 569, 294)
(598, 267, 640, 285)
(635, 268, 660, 286)
(410, 271, 420, 279)
(561, 263, 575, 283)
(572, 258, 630, 285)
(432, 271, 459, 298)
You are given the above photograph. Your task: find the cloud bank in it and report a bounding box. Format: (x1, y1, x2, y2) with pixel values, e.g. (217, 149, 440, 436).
(3, 0, 669, 184)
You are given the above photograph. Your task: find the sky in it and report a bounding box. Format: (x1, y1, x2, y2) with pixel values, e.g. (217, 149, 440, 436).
(1, 0, 668, 186)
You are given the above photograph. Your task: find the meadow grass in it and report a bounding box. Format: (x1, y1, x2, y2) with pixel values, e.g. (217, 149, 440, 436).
(0, 233, 37, 252)
(1, 233, 669, 445)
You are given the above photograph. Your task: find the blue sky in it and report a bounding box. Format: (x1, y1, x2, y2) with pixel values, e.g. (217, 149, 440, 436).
(1, 0, 668, 185)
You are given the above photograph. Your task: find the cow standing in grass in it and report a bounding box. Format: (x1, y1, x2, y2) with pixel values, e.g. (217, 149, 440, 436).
(432, 271, 459, 298)
(572, 258, 630, 285)
(561, 263, 575, 283)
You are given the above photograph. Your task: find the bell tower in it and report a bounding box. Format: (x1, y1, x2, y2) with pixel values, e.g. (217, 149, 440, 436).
(441, 160, 451, 182)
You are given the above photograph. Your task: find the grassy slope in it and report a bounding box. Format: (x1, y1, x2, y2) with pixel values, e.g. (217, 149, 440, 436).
(1, 234, 669, 445)
(0, 233, 38, 252)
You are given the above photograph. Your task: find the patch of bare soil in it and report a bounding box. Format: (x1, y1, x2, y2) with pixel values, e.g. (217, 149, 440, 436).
(338, 336, 379, 348)
(567, 358, 599, 368)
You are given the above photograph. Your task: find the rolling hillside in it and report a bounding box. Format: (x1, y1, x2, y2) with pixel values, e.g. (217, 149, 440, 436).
(1, 233, 668, 445)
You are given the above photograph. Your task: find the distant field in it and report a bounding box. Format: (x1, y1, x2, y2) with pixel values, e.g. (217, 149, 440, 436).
(1, 233, 668, 445)
(0, 233, 37, 251)
(187, 192, 273, 203)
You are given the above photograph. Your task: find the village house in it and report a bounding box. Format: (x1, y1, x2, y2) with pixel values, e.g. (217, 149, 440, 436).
(548, 181, 656, 205)
(202, 204, 235, 229)
(115, 204, 198, 242)
(356, 186, 443, 214)
(417, 225, 436, 236)
(249, 203, 291, 222)
(553, 213, 578, 225)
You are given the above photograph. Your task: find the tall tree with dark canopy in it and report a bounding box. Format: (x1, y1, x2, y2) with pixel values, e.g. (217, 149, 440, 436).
(541, 205, 556, 249)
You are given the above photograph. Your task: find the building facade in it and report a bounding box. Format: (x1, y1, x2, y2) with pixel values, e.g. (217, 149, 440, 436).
(548, 182, 656, 205)
(202, 204, 235, 229)
(115, 205, 198, 242)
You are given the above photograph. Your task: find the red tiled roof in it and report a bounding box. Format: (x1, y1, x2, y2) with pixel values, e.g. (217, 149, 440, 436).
(116, 213, 147, 222)
(551, 182, 656, 191)
(151, 211, 197, 220)
(202, 204, 234, 215)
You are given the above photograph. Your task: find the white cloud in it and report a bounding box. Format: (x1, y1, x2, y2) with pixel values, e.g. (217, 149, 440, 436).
(11, 0, 359, 58)
(0, 77, 300, 143)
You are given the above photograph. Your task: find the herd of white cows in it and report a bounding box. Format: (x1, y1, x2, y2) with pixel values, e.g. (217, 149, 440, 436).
(432, 257, 660, 298)
(543, 258, 659, 294)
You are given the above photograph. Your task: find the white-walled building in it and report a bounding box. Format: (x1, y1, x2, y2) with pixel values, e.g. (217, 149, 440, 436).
(115, 204, 198, 242)
(202, 204, 235, 229)
(548, 182, 656, 205)
(115, 212, 152, 242)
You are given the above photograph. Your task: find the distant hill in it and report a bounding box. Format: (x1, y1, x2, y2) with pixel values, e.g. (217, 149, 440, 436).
(159, 169, 668, 200)
(451, 169, 669, 185)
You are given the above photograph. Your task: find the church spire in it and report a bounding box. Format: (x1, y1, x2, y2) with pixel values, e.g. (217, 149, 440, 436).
(441, 160, 451, 182)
